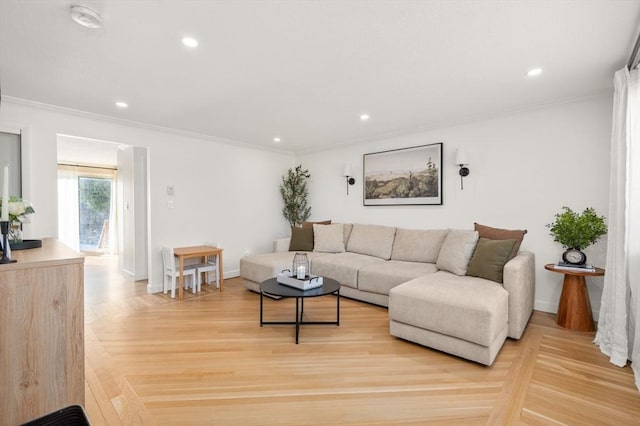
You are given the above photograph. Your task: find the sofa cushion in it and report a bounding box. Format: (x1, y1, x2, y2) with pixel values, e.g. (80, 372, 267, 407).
(342, 223, 353, 246)
(389, 271, 508, 347)
(346, 224, 397, 260)
(391, 228, 449, 263)
(313, 223, 345, 253)
(289, 226, 314, 251)
(474, 222, 527, 260)
(358, 261, 438, 295)
(466, 237, 516, 283)
(436, 230, 479, 276)
(240, 251, 329, 284)
(311, 252, 385, 289)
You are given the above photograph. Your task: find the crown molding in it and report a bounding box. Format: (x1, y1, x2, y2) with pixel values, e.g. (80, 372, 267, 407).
(3, 89, 611, 158)
(2, 96, 295, 156)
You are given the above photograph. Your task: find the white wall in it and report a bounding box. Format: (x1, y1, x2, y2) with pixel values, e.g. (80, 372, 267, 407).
(0, 95, 613, 316)
(298, 95, 612, 317)
(117, 145, 148, 280)
(0, 99, 295, 292)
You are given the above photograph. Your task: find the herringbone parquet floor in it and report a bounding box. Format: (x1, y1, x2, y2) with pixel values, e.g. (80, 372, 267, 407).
(83, 256, 640, 425)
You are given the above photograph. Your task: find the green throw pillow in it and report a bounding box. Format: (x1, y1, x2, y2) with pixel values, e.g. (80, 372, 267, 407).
(289, 226, 314, 251)
(466, 237, 517, 283)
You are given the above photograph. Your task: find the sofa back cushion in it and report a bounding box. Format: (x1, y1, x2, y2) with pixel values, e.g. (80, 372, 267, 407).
(346, 224, 397, 260)
(391, 228, 449, 263)
(436, 230, 479, 275)
(338, 223, 353, 247)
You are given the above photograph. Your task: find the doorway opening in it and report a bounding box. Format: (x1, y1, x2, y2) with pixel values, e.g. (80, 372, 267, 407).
(56, 134, 149, 282)
(58, 164, 117, 254)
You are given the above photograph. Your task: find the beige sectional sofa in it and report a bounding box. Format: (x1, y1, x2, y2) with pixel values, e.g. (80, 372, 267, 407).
(240, 223, 535, 366)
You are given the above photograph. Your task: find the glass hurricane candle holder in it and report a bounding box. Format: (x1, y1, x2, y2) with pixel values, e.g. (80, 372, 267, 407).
(292, 252, 309, 279)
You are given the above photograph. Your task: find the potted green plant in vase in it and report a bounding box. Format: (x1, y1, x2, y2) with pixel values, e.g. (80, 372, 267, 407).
(546, 206, 607, 266)
(280, 165, 311, 227)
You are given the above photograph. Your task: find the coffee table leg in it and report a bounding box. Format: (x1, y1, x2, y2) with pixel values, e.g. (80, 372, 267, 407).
(337, 290, 340, 326)
(260, 291, 263, 326)
(295, 297, 300, 344)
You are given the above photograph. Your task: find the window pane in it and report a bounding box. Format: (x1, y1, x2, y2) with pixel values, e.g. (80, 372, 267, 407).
(78, 177, 112, 252)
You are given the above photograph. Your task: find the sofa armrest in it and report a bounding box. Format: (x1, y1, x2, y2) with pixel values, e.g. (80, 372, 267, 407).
(503, 251, 535, 339)
(273, 238, 291, 253)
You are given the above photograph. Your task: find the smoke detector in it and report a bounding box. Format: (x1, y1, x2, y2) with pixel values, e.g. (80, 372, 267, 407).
(70, 5, 103, 29)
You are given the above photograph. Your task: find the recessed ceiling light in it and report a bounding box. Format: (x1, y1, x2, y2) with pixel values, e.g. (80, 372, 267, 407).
(182, 37, 199, 48)
(273, 137, 281, 143)
(70, 5, 103, 29)
(360, 113, 370, 121)
(115, 101, 128, 108)
(527, 68, 543, 77)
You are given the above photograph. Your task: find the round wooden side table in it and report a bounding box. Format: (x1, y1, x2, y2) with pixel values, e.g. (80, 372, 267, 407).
(544, 264, 605, 332)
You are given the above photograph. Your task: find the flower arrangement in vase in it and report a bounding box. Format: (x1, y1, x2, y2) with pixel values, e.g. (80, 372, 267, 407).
(0, 196, 35, 243)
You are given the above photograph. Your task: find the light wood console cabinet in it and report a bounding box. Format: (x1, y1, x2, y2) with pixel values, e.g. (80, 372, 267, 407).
(0, 239, 85, 425)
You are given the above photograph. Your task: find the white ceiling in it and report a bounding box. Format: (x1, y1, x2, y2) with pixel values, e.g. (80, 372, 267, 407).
(1, 1, 639, 153)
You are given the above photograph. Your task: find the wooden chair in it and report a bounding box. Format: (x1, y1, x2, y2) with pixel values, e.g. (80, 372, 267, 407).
(161, 246, 199, 298)
(196, 242, 220, 288)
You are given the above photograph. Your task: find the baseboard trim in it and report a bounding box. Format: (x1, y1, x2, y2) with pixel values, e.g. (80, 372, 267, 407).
(534, 300, 599, 320)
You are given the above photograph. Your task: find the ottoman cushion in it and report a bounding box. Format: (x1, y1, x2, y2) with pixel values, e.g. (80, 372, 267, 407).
(389, 271, 508, 347)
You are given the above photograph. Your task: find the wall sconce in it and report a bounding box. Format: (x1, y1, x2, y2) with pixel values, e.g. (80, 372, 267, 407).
(343, 163, 356, 195)
(455, 148, 470, 190)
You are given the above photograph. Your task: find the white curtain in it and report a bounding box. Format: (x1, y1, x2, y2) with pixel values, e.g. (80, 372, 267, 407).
(57, 165, 80, 251)
(594, 67, 640, 391)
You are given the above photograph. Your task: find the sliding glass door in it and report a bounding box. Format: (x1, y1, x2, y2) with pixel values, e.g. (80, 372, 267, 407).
(58, 165, 117, 254)
(78, 176, 113, 252)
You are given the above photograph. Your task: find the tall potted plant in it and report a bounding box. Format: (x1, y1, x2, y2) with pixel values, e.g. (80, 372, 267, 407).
(546, 206, 607, 265)
(280, 165, 311, 227)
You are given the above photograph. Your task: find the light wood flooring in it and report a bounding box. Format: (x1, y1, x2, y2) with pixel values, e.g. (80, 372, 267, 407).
(83, 256, 640, 425)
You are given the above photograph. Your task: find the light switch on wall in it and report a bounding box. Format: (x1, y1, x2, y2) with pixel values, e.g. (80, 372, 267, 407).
(167, 200, 174, 209)
(167, 185, 175, 196)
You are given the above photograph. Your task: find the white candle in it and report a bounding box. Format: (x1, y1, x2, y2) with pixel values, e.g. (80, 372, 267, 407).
(296, 265, 306, 279)
(1, 166, 8, 222)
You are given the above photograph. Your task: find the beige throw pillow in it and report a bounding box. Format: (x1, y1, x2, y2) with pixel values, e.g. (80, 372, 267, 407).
(313, 224, 345, 253)
(436, 230, 479, 276)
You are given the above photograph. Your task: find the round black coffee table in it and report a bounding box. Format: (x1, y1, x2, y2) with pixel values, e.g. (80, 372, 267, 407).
(259, 277, 340, 344)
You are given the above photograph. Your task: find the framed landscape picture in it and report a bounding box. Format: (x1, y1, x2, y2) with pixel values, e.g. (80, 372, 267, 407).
(363, 143, 443, 206)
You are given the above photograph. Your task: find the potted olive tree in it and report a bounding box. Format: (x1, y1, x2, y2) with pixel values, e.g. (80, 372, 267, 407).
(546, 206, 607, 265)
(280, 165, 311, 227)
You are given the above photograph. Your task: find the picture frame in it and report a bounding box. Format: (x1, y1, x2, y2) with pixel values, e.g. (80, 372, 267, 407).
(363, 143, 443, 206)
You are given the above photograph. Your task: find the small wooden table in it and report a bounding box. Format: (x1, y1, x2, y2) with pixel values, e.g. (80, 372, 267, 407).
(544, 263, 605, 332)
(174, 245, 224, 300)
